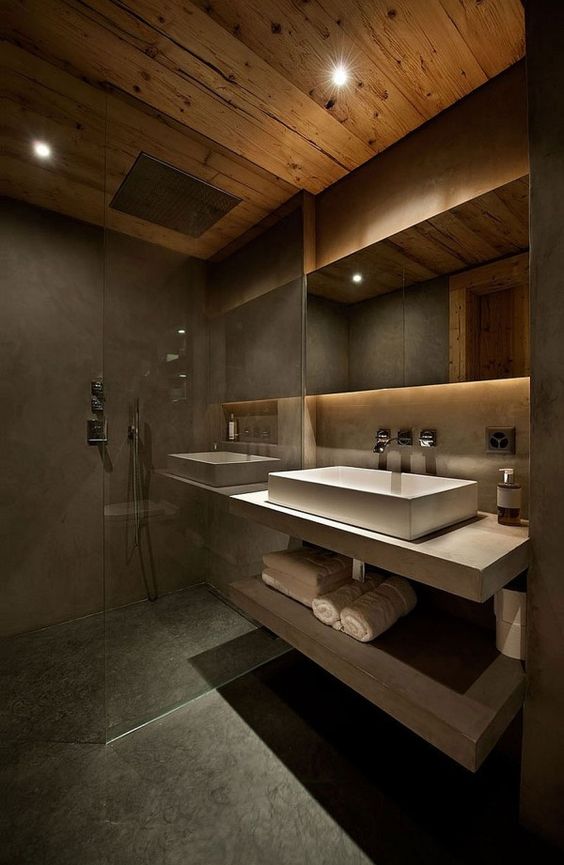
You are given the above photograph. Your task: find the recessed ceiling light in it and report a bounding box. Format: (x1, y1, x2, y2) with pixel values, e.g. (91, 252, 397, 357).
(33, 141, 52, 159)
(177, 328, 186, 334)
(178, 373, 187, 378)
(352, 273, 363, 283)
(331, 64, 349, 87)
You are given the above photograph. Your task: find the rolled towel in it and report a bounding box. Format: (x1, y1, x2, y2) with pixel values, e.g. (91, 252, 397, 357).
(263, 547, 351, 592)
(341, 576, 417, 643)
(312, 575, 385, 629)
(377, 575, 417, 616)
(262, 566, 349, 608)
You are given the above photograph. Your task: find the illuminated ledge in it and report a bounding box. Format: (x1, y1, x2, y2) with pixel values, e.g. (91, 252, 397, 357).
(230, 577, 525, 772)
(229, 491, 529, 602)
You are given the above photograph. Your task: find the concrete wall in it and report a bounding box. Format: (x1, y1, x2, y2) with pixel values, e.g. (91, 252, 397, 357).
(208, 208, 304, 315)
(0, 198, 104, 637)
(210, 279, 303, 404)
(315, 62, 528, 269)
(521, 1, 564, 849)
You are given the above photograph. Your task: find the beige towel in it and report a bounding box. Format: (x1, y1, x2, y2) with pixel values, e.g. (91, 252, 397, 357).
(261, 568, 349, 607)
(312, 575, 385, 629)
(377, 575, 417, 616)
(263, 547, 351, 590)
(341, 576, 417, 643)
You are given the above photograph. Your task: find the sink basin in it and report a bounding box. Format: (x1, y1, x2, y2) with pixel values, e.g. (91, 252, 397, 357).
(267, 466, 478, 540)
(167, 451, 280, 487)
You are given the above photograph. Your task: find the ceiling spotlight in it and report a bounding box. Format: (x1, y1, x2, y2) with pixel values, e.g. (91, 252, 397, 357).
(352, 273, 363, 283)
(177, 328, 186, 334)
(178, 373, 187, 379)
(331, 64, 349, 87)
(33, 141, 52, 159)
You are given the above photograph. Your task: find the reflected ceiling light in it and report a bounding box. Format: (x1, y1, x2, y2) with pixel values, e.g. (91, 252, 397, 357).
(33, 140, 52, 159)
(177, 328, 186, 334)
(352, 273, 363, 283)
(331, 63, 349, 87)
(178, 373, 187, 378)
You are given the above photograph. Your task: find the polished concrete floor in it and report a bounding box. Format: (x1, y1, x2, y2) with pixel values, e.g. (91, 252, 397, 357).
(2, 651, 562, 865)
(0, 584, 288, 744)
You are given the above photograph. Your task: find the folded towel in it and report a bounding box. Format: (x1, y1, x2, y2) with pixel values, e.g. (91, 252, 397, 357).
(261, 568, 348, 607)
(312, 575, 385, 629)
(263, 547, 351, 590)
(341, 576, 417, 643)
(262, 565, 349, 607)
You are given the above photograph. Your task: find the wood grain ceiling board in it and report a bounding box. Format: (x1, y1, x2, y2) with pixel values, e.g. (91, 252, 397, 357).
(189, 0, 424, 152)
(192, 0, 524, 149)
(5, 0, 524, 194)
(1, 44, 298, 257)
(4, 0, 525, 255)
(308, 176, 529, 303)
(4, 0, 373, 193)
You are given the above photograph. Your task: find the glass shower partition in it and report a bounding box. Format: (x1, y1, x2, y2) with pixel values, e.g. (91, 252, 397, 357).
(102, 100, 304, 740)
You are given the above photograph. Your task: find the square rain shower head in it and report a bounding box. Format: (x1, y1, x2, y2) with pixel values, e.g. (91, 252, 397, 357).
(110, 153, 242, 238)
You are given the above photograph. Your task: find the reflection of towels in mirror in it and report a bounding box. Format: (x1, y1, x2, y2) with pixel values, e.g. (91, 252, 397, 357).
(312, 575, 385, 628)
(341, 576, 417, 642)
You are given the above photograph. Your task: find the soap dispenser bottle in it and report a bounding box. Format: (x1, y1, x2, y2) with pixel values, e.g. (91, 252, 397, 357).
(227, 412, 237, 442)
(497, 468, 522, 526)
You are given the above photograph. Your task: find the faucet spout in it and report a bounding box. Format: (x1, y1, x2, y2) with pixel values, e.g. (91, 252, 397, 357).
(373, 437, 398, 454)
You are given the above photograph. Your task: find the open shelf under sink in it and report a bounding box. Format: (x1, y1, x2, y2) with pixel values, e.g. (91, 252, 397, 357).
(230, 576, 525, 772)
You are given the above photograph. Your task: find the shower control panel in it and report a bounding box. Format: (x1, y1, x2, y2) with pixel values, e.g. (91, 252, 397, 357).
(87, 418, 107, 445)
(87, 380, 107, 444)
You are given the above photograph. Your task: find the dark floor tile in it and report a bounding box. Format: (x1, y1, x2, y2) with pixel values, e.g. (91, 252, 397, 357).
(104, 690, 371, 865)
(3, 607, 562, 865)
(0, 742, 108, 865)
(1, 583, 285, 745)
(218, 653, 564, 865)
(0, 615, 105, 745)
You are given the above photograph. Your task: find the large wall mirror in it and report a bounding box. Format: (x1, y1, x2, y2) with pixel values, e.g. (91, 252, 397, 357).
(306, 176, 529, 395)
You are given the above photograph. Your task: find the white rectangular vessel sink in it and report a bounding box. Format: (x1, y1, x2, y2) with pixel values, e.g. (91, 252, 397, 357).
(167, 451, 280, 487)
(267, 466, 478, 540)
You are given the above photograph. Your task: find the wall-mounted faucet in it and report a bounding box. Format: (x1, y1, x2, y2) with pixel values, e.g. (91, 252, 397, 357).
(373, 428, 413, 454)
(373, 429, 436, 454)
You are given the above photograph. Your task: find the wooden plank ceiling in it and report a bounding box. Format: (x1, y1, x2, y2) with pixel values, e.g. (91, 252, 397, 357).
(308, 176, 529, 303)
(3, 0, 524, 258)
(1, 43, 297, 257)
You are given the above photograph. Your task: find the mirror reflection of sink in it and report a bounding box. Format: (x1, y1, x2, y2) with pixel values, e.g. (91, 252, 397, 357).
(267, 466, 478, 540)
(167, 451, 280, 487)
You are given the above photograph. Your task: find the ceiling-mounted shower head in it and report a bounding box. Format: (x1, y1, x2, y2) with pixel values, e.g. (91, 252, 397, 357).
(110, 153, 242, 238)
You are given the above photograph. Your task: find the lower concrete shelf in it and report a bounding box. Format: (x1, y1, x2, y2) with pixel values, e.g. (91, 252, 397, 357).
(229, 576, 526, 772)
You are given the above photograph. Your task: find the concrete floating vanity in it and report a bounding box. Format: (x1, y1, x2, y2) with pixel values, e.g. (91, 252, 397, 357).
(230, 490, 529, 602)
(229, 487, 529, 770)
